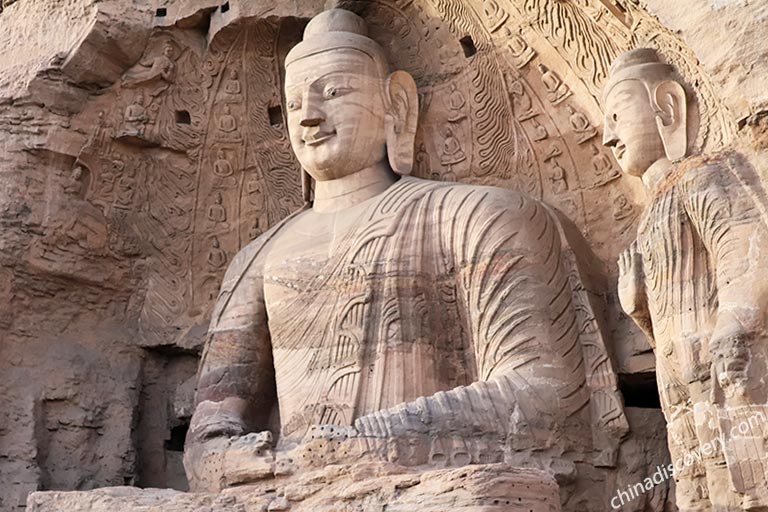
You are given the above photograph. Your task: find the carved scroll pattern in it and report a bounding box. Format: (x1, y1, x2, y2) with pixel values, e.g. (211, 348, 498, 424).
(191, 21, 303, 315)
(71, 34, 208, 341)
(495, 0, 735, 152)
(71, 24, 303, 345)
(509, 0, 625, 99)
(418, 0, 607, 229)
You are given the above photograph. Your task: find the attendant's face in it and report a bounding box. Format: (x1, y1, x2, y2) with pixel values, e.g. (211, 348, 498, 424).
(603, 80, 666, 177)
(285, 50, 388, 181)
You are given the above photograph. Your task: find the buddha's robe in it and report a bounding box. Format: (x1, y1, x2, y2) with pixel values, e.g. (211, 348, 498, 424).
(632, 153, 768, 508)
(196, 177, 621, 451)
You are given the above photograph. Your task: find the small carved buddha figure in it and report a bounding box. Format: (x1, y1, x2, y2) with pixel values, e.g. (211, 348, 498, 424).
(123, 92, 148, 136)
(414, 142, 431, 176)
(440, 126, 466, 166)
(213, 149, 234, 177)
(246, 177, 264, 210)
(121, 41, 177, 92)
(206, 192, 227, 224)
(565, 105, 597, 144)
(63, 166, 84, 197)
(482, 0, 505, 29)
(531, 117, 549, 141)
(504, 27, 535, 68)
(538, 63, 570, 104)
(113, 165, 137, 210)
(589, 144, 620, 187)
(185, 9, 627, 508)
(224, 69, 242, 97)
(604, 48, 768, 511)
(445, 83, 466, 122)
(548, 160, 568, 194)
(207, 236, 227, 270)
(217, 105, 241, 141)
(611, 194, 632, 221)
(505, 74, 535, 119)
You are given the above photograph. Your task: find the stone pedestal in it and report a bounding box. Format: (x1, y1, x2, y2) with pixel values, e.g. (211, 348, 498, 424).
(27, 463, 561, 511)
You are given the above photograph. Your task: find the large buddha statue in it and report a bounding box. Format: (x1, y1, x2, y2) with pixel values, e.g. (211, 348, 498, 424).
(604, 48, 768, 510)
(184, 9, 626, 508)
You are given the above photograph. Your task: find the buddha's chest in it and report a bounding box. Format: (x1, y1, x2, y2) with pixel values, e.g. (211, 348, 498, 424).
(262, 211, 357, 300)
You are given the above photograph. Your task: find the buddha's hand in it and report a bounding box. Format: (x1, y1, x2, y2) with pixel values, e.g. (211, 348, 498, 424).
(617, 241, 653, 337)
(354, 397, 433, 438)
(183, 429, 275, 492)
(221, 431, 276, 486)
(184, 402, 248, 491)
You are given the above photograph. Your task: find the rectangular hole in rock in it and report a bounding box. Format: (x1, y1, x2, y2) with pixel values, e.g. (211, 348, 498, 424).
(268, 105, 283, 127)
(175, 110, 191, 125)
(156, 7, 167, 17)
(460, 35, 477, 58)
(164, 423, 189, 452)
(619, 372, 662, 409)
(221, 2, 230, 13)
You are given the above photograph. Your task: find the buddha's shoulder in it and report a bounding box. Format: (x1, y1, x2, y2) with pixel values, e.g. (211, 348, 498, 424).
(222, 208, 307, 280)
(399, 177, 540, 214)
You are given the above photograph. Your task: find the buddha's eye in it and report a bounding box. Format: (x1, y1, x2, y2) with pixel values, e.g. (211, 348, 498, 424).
(323, 85, 337, 99)
(612, 112, 618, 122)
(286, 98, 301, 112)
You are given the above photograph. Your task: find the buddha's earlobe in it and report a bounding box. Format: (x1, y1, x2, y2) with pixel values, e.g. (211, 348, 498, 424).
(653, 80, 688, 161)
(385, 71, 419, 175)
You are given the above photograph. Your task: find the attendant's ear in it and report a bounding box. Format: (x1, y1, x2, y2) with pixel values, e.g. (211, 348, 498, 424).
(652, 80, 688, 161)
(385, 71, 419, 175)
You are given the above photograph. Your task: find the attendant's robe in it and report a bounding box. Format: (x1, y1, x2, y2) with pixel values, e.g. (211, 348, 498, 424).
(632, 153, 768, 509)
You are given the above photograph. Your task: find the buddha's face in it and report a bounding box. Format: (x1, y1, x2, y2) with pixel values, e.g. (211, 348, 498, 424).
(285, 49, 388, 181)
(602, 80, 666, 177)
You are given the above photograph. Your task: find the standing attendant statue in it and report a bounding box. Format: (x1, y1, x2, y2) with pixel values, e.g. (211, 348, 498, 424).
(604, 48, 768, 511)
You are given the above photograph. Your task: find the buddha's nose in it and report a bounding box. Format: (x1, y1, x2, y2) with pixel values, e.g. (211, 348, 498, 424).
(300, 99, 324, 127)
(602, 121, 619, 147)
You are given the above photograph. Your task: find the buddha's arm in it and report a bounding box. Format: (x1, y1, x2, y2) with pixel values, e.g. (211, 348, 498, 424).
(355, 189, 577, 439)
(187, 247, 277, 445)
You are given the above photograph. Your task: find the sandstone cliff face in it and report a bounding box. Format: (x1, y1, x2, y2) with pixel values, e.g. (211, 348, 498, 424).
(0, 0, 765, 510)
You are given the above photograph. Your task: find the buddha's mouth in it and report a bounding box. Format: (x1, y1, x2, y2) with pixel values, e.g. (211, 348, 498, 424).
(304, 130, 336, 146)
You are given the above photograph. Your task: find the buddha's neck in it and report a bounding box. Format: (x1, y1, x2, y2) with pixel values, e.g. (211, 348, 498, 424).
(642, 157, 672, 192)
(312, 161, 399, 213)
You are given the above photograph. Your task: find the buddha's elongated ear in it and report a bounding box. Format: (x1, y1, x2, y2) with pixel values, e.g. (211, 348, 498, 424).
(385, 70, 419, 175)
(652, 80, 688, 161)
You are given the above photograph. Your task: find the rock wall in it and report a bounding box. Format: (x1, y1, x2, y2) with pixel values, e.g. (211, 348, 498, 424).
(1, 0, 765, 510)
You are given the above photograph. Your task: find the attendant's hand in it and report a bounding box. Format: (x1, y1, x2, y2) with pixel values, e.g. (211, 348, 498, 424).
(710, 313, 752, 402)
(618, 242, 653, 338)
